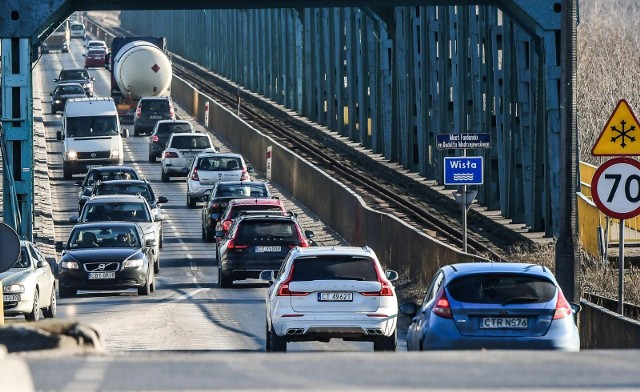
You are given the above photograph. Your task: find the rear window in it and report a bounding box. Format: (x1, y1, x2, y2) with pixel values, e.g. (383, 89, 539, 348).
(71, 24, 84, 31)
(95, 183, 153, 202)
(230, 205, 283, 219)
(446, 273, 557, 304)
(142, 100, 170, 111)
(216, 184, 266, 197)
(291, 256, 378, 282)
(83, 202, 151, 222)
(86, 169, 138, 185)
(236, 221, 297, 241)
(157, 123, 192, 135)
(170, 136, 211, 149)
(198, 156, 242, 171)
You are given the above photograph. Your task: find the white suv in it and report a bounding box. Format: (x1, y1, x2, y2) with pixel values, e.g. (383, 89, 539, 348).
(186, 152, 252, 208)
(161, 132, 217, 182)
(261, 246, 399, 352)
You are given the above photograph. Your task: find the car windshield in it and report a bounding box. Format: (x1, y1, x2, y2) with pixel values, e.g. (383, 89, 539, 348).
(96, 183, 153, 203)
(290, 256, 377, 281)
(236, 221, 298, 240)
(66, 116, 119, 138)
(215, 184, 266, 198)
(171, 136, 211, 149)
(84, 169, 138, 186)
(142, 100, 169, 111)
(68, 227, 141, 249)
(82, 202, 151, 223)
(198, 157, 242, 171)
(59, 70, 90, 80)
(446, 273, 557, 304)
(12, 247, 30, 269)
(156, 123, 192, 136)
(55, 85, 85, 95)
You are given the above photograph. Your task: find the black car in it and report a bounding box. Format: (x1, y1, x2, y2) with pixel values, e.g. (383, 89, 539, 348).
(201, 181, 271, 243)
(50, 82, 87, 114)
(216, 212, 314, 288)
(53, 67, 95, 97)
(148, 119, 195, 162)
(76, 166, 140, 214)
(56, 222, 156, 297)
(133, 96, 176, 136)
(91, 179, 168, 212)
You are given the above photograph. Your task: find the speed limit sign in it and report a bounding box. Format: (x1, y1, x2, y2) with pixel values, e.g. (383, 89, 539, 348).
(592, 157, 640, 219)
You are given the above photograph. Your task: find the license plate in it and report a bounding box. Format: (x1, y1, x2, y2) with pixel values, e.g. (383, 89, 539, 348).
(3, 294, 20, 302)
(255, 246, 281, 252)
(149, 115, 162, 119)
(88, 272, 116, 280)
(318, 292, 353, 302)
(479, 317, 528, 329)
(86, 165, 100, 169)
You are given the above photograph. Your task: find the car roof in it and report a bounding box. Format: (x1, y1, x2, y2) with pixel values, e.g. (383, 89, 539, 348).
(287, 246, 376, 258)
(228, 198, 282, 207)
(89, 166, 137, 173)
(86, 194, 148, 203)
(156, 119, 191, 125)
(60, 67, 89, 72)
(171, 132, 208, 137)
(96, 179, 148, 186)
(72, 221, 140, 230)
(443, 262, 554, 279)
(56, 82, 84, 87)
(217, 180, 264, 187)
(198, 152, 241, 158)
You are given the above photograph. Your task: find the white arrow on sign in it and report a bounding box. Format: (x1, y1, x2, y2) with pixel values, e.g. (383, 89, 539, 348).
(591, 157, 640, 219)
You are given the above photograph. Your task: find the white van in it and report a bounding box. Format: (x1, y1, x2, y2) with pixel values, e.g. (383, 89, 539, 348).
(57, 97, 129, 179)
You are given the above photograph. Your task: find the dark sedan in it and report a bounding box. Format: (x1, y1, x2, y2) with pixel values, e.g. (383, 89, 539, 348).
(76, 166, 140, 214)
(56, 222, 156, 297)
(201, 181, 271, 243)
(50, 82, 87, 114)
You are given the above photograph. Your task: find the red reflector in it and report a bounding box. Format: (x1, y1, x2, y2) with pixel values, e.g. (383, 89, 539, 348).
(366, 314, 389, 318)
(191, 168, 199, 181)
(152, 135, 159, 142)
(553, 289, 573, 320)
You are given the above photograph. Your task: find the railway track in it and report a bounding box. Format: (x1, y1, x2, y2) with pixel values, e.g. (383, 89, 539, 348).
(97, 22, 537, 262)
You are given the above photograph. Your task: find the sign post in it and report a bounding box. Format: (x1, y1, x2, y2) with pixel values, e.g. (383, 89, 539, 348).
(266, 146, 272, 180)
(591, 100, 640, 315)
(439, 133, 489, 253)
(204, 102, 210, 127)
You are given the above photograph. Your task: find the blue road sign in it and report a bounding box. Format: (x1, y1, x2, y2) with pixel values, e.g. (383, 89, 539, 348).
(444, 156, 484, 185)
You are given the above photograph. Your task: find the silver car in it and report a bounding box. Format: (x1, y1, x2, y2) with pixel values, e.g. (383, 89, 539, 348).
(2, 241, 57, 322)
(186, 152, 253, 208)
(160, 132, 217, 182)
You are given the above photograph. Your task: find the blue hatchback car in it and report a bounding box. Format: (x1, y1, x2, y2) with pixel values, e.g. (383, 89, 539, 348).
(401, 262, 580, 351)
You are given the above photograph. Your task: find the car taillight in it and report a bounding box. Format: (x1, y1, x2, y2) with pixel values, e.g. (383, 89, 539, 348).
(191, 168, 199, 181)
(553, 289, 572, 320)
(291, 225, 309, 248)
(222, 220, 232, 231)
(240, 168, 250, 181)
(226, 239, 249, 250)
(164, 151, 179, 158)
(169, 105, 175, 118)
(152, 135, 159, 142)
(136, 106, 141, 118)
(432, 289, 453, 319)
(277, 264, 310, 296)
(360, 262, 394, 297)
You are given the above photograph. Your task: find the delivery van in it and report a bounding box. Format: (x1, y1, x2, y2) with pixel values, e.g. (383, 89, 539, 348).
(57, 97, 129, 179)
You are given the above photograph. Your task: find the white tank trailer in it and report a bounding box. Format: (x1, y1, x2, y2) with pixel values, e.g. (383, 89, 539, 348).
(113, 40, 172, 99)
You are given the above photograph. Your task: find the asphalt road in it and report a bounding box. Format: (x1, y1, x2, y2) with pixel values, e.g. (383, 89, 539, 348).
(8, 35, 640, 392)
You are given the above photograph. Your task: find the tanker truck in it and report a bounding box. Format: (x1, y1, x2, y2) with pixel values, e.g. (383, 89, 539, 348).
(106, 37, 172, 123)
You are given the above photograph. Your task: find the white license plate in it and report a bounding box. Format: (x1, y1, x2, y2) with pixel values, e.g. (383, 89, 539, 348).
(3, 294, 20, 302)
(318, 292, 353, 302)
(255, 246, 281, 253)
(479, 317, 528, 329)
(86, 165, 101, 169)
(88, 272, 116, 280)
(149, 115, 162, 119)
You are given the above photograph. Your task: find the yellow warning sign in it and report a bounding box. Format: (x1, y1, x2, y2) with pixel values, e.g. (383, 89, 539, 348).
(592, 99, 640, 156)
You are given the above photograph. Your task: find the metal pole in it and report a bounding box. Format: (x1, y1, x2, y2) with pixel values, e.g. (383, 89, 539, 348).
(618, 219, 625, 315)
(462, 148, 467, 253)
(237, 84, 241, 116)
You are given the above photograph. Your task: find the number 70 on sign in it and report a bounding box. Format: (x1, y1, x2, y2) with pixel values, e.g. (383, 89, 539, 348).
(591, 158, 640, 219)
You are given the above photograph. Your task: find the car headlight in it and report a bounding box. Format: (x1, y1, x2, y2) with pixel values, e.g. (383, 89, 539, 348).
(65, 150, 78, 160)
(123, 256, 144, 269)
(61, 260, 79, 269)
(3, 284, 25, 294)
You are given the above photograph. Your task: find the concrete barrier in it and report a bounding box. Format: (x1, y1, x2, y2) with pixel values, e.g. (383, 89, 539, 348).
(172, 75, 484, 286)
(580, 299, 640, 349)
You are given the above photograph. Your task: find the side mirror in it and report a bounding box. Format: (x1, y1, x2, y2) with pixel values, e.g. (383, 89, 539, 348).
(53, 78, 59, 82)
(399, 302, 418, 316)
(74, 180, 83, 186)
(91, 77, 95, 81)
(121, 128, 129, 138)
(55, 241, 65, 252)
(570, 303, 582, 315)
(215, 230, 225, 238)
(37, 260, 47, 268)
(305, 230, 314, 239)
(154, 213, 165, 222)
(385, 270, 399, 282)
(145, 238, 156, 247)
(247, 166, 255, 173)
(50, 93, 53, 96)
(157, 196, 168, 204)
(57, 130, 64, 140)
(69, 216, 79, 223)
(259, 270, 275, 282)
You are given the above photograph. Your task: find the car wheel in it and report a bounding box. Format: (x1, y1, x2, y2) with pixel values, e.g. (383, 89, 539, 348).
(24, 289, 40, 322)
(138, 268, 152, 296)
(42, 286, 57, 318)
(59, 286, 76, 298)
(265, 322, 271, 351)
(373, 329, 397, 352)
(187, 194, 197, 209)
(159, 231, 163, 249)
(134, 126, 140, 137)
(149, 153, 155, 163)
(201, 223, 206, 240)
(63, 163, 73, 180)
(51, 105, 57, 114)
(269, 325, 287, 352)
(154, 255, 160, 274)
(218, 267, 232, 288)
(161, 169, 169, 183)
(205, 228, 215, 243)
